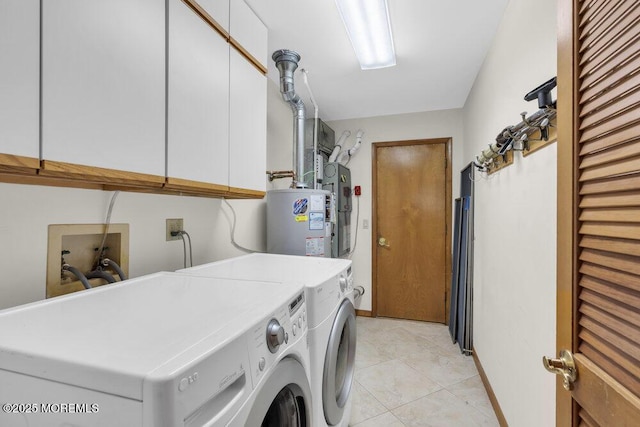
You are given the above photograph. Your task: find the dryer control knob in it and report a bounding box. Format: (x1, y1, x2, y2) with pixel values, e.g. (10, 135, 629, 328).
(339, 276, 347, 292)
(266, 319, 285, 353)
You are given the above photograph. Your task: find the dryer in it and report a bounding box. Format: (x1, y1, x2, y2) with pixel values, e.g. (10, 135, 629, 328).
(306, 261, 356, 427)
(0, 272, 312, 427)
(178, 253, 357, 426)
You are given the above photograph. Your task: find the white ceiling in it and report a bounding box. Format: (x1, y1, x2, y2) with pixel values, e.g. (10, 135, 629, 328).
(245, 0, 509, 122)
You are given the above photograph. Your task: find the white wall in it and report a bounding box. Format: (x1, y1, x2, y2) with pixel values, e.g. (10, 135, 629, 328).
(462, 0, 557, 425)
(0, 79, 292, 311)
(328, 110, 464, 312)
(0, 185, 220, 309)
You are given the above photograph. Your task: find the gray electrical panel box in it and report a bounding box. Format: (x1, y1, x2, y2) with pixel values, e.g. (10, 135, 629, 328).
(323, 162, 351, 258)
(304, 119, 335, 188)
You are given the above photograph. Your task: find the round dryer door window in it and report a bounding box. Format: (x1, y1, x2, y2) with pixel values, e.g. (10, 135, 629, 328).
(322, 299, 357, 425)
(245, 357, 312, 427)
(262, 387, 304, 427)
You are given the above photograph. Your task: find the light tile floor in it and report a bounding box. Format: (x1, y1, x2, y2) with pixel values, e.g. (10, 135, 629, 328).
(350, 317, 499, 427)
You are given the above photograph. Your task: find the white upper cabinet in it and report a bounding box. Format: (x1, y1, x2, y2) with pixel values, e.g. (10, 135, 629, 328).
(230, 0, 268, 67)
(0, 0, 39, 161)
(41, 0, 165, 177)
(229, 48, 267, 192)
(167, 0, 230, 186)
(195, 0, 229, 32)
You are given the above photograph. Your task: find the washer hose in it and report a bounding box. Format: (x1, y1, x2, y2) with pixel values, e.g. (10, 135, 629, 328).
(85, 270, 116, 284)
(102, 258, 127, 281)
(62, 264, 92, 289)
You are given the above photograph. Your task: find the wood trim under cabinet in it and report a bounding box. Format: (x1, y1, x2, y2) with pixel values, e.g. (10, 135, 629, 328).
(181, 0, 229, 40)
(0, 153, 40, 171)
(165, 176, 229, 196)
(226, 186, 266, 199)
(0, 172, 104, 190)
(230, 38, 267, 75)
(472, 348, 508, 427)
(0, 161, 265, 200)
(40, 160, 165, 187)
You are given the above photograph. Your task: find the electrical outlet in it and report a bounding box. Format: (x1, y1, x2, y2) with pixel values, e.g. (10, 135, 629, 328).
(166, 218, 184, 241)
(362, 219, 369, 229)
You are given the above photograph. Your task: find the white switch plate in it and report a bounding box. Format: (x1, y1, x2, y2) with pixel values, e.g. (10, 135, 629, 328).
(362, 219, 369, 229)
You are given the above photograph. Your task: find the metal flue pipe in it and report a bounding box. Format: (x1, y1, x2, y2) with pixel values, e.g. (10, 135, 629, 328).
(272, 49, 307, 188)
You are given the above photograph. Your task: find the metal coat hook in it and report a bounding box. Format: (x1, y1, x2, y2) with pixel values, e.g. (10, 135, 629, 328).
(539, 118, 550, 141)
(520, 111, 535, 128)
(513, 133, 529, 151)
(472, 77, 557, 171)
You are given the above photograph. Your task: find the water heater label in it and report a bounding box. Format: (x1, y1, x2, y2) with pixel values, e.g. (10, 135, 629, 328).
(309, 212, 324, 230)
(293, 198, 308, 215)
(295, 215, 308, 222)
(305, 237, 324, 256)
(309, 194, 325, 211)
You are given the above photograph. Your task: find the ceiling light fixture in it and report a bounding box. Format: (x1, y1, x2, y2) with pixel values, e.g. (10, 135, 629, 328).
(335, 0, 396, 70)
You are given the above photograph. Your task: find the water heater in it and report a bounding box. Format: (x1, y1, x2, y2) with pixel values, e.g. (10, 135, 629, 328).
(267, 189, 332, 257)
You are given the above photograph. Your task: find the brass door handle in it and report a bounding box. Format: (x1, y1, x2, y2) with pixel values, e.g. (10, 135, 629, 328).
(543, 349, 577, 391)
(378, 237, 390, 248)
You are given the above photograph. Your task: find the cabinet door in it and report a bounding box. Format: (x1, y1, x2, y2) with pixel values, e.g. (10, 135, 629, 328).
(41, 0, 165, 177)
(230, 0, 267, 68)
(195, 0, 229, 32)
(0, 0, 39, 166)
(229, 49, 266, 193)
(167, 0, 229, 187)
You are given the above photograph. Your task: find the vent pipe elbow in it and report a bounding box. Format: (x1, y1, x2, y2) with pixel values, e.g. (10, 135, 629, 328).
(329, 130, 351, 163)
(272, 49, 307, 188)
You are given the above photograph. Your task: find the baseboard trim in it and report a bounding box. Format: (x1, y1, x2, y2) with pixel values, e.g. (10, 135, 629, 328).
(355, 309, 372, 317)
(472, 347, 508, 427)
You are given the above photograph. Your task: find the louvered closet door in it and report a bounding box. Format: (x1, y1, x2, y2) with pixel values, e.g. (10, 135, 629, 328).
(559, 0, 640, 425)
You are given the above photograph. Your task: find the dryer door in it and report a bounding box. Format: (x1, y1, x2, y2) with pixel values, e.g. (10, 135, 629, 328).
(322, 298, 357, 425)
(245, 357, 311, 427)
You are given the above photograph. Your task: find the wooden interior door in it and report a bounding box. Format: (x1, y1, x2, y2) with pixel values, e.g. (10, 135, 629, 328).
(556, 0, 640, 425)
(373, 139, 451, 323)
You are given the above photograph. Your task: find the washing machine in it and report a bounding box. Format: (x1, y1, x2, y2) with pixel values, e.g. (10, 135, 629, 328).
(178, 253, 357, 426)
(226, 276, 312, 426)
(0, 272, 312, 427)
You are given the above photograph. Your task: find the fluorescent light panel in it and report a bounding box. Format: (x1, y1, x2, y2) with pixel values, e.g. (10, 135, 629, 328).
(335, 0, 396, 70)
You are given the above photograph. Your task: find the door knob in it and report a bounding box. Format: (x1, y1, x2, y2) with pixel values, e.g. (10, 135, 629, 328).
(542, 349, 577, 391)
(378, 237, 390, 248)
